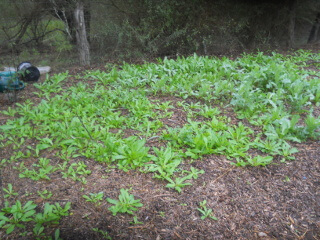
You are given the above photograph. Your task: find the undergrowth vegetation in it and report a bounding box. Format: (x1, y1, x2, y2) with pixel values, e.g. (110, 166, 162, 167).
(0, 50, 320, 238)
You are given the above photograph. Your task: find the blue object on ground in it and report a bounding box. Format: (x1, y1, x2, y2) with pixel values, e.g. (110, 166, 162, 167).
(0, 71, 25, 92)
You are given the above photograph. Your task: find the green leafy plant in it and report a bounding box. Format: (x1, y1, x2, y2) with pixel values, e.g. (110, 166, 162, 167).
(157, 211, 166, 218)
(164, 121, 229, 159)
(302, 113, 320, 140)
(197, 105, 221, 119)
(245, 155, 273, 167)
(155, 101, 174, 112)
(197, 200, 217, 220)
(279, 142, 299, 162)
(18, 158, 57, 181)
(34, 138, 54, 157)
(264, 116, 302, 143)
(33, 202, 71, 237)
(253, 138, 282, 155)
(3, 184, 18, 198)
(182, 167, 205, 179)
(145, 145, 182, 179)
(62, 162, 91, 183)
(112, 137, 150, 171)
(1, 107, 17, 117)
(0, 200, 37, 234)
(130, 215, 143, 225)
(92, 227, 112, 239)
(283, 176, 291, 182)
(34, 71, 69, 94)
(233, 155, 273, 167)
(165, 175, 192, 193)
(83, 192, 104, 206)
(37, 190, 53, 200)
(107, 189, 143, 215)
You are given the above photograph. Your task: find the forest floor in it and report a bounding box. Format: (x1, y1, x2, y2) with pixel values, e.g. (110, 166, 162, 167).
(0, 46, 319, 240)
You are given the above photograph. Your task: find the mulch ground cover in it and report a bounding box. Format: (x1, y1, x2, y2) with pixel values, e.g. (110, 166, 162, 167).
(0, 51, 319, 240)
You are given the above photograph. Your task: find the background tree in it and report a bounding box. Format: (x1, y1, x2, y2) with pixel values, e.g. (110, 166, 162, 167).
(0, 0, 319, 67)
(308, 12, 320, 43)
(288, 0, 297, 48)
(0, 0, 46, 52)
(74, 1, 90, 65)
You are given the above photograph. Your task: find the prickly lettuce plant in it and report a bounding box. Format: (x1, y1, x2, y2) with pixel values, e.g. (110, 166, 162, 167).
(107, 189, 143, 215)
(145, 145, 182, 179)
(112, 136, 150, 171)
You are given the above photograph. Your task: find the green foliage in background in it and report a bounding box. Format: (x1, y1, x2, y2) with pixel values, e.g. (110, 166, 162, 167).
(1, 0, 319, 61)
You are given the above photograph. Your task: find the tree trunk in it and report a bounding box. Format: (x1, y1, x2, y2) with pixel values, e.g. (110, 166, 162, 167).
(287, 0, 297, 48)
(84, 2, 91, 43)
(308, 12, 320, 44)
(50, 3, 91, 45)
(74, 1, 90, 66)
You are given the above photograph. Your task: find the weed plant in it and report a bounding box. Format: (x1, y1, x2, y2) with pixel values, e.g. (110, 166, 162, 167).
(197, 200, 218, 220)
(0, 200, 70, 236)
(107, 189, 143, 215)
(83, 192, 104, 206)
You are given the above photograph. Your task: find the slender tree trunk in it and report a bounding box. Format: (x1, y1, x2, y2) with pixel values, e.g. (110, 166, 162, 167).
(84, 2, 91, 43)
(74, 1, 90, 66)
(287, 0, 297, 48)
(308, 12, 320, 43)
